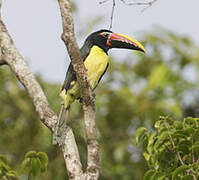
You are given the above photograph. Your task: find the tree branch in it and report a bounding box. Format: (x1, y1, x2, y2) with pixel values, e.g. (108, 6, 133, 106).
(109, 0, 115, 30)
(0, 19, 57, 131)
(0, 2, 84, 179)
(58, 0, 99, 179)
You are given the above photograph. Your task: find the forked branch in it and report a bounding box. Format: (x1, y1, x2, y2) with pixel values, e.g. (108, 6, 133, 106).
(0, 1, 85, 179)
(58, 0, 99, 179)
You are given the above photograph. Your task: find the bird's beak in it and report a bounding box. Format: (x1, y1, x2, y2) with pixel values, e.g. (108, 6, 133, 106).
(106, 33, 146, 53)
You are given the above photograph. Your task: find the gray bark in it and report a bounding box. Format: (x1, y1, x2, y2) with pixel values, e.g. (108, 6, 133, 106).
(0, 0, 100, 179)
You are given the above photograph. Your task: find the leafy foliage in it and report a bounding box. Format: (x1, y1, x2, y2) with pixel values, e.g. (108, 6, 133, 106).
(0, 151, 48, 180)
(95, 27, 199, 179)
(0, 155, 18, 180)
(22, 151, 48, 177)
(137, 116, 199, 180)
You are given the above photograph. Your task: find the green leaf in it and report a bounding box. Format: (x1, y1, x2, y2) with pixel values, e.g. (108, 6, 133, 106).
(143, 169, 156, 180)
(37, 152, 48, 172)
(135, 127, 147, 145)
(158, 126, 167, 135)
(142, 135, 149, 152)
(173, 121, 183, 129)
(182, 175, 194, 180)
(176, 140, 192, 154)
(154, 131, 169, 150)
(0, 155, 8, 164)
(36, 158, 42, 174)
(172, 165, 189, 180)
(147, 131, 155, 154)
(31, 158, 40, 176)
(25, 151, 36, 159)
(40, 163, 47, 173)
(6, 170, 18, 179)
(191, 143, 199, 159)
(0, 161, 11, 172)
(185, 117, 199, 127)
(154, 120, 164, 129)
(143, 152, 150, 161)
(193, 129, 199, 140)
(151, 171, 165, 180)
(37, 152, 48, 166)
(22, 158, 31, 173)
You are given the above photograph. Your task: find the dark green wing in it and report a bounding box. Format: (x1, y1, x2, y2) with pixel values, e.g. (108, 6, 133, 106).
(62, 63, 76, 91)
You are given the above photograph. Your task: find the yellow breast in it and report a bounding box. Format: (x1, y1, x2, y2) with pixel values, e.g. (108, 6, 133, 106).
(84, 45, 109, 89)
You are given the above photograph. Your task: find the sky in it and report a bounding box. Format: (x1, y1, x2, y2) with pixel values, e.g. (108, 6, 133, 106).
(2, 0, 199, 83)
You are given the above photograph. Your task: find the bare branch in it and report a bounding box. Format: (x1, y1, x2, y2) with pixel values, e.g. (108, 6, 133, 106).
(60, 125, 84, 179)
(58, 0, 99, 179)
(99, 0, 110, 4)
(0, 20, 57, 131)
(109, 0, 116, 30)
(99, 0, 115, 30)
(83, 105, 99, 179)
(120, 0, 159, 12)
(0, 1, 84, 179)
(0, 0, 99, 178)
(0, 0, 2, 15)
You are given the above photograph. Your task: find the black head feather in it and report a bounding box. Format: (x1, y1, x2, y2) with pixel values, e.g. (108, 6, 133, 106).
(84, 29, 113, 53)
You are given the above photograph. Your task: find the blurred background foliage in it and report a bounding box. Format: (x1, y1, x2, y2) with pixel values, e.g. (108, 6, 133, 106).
(0, 27, 199, 179)
(1, 4, 199, 180)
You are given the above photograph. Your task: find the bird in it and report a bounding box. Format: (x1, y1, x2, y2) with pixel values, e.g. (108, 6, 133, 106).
(53, 29, 145, 144)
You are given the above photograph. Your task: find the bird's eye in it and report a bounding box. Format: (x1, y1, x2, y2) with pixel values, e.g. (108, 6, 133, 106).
(99, 32, 110, 38)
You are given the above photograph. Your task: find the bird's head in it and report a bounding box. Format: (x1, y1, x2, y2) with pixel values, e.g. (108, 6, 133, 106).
(85, 29, 145, 53)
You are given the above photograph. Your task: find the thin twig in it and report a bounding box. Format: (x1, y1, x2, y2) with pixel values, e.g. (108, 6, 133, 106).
(100, 0, 160, 30)
(141, 0, 158, 12)
(163, 120, 185, 166)
(109, 0, 115, 30)
(99, 0, 115, 30)
(120, 0, 159, 12)
(121, 0, 150, 5)
(99, 0, 110, 5)
(0, 0, 2, 17)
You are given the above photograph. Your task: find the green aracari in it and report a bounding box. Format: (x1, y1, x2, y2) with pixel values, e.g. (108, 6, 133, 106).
(53, 29, 145, 143)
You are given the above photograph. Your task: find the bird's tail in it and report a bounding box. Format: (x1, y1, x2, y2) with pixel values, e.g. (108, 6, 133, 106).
(52, 102, 69, 145)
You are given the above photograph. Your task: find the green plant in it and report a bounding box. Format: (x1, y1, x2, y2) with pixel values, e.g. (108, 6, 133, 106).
(136, 116, 199, 180)
(0, 151, 48, 180)
(22, 151, 48, 178)
(0, 155, 18, 180)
